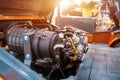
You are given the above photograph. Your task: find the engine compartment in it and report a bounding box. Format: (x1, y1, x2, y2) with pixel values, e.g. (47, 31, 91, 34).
(0, 0, 120, 80)
(0, 20, 88, 79)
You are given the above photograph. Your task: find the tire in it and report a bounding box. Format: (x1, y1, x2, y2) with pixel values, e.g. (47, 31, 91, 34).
(110, 39, 120, 48)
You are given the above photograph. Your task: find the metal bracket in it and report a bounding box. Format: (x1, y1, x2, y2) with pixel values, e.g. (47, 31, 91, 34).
(22, 32, 33, 67)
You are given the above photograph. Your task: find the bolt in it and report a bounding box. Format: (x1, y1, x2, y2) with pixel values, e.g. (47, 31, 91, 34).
(24, 36, 29, 41)
(25, 54, 31, 59)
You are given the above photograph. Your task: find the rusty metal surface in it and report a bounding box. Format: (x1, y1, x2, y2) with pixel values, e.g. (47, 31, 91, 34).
(76, 43, 120, 80)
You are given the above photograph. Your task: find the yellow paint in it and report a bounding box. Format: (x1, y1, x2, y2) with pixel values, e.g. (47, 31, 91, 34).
(82, 8, 93, 18)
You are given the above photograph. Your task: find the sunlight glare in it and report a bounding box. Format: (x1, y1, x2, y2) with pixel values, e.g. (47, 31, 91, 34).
(60, 0, 71, 9)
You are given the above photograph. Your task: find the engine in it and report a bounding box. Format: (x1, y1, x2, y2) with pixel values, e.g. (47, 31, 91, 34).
(1, 21, 88, 79)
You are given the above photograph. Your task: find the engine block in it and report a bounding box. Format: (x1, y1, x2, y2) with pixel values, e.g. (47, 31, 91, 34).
(0, 21, 88, 79)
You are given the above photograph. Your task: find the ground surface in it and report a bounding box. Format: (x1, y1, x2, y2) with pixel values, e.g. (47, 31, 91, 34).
(76, 43, 120, 80)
